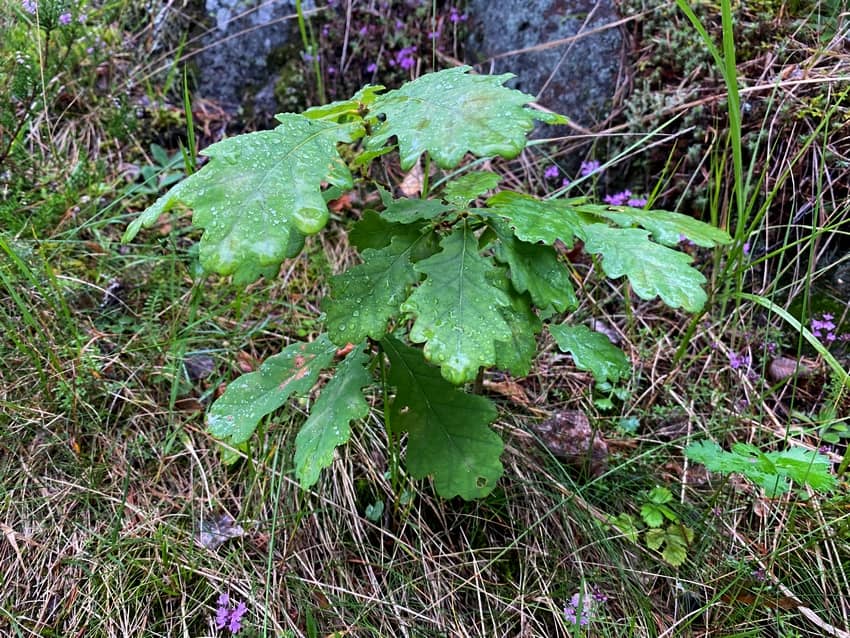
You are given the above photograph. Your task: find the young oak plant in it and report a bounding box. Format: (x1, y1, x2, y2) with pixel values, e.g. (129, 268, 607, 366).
(123, 66, 732, 499)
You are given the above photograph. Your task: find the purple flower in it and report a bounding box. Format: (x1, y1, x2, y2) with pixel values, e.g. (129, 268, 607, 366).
(327, 66, 336, 75)
(728, 351, 751, 370)
(58, 11, 72, 25)
(228, 602, 247, 633)
(215, 594, 231, 629)
(564, 592, 600, 627)
(627, 196, 647, 207)
(22, 0, 36, 14)
(396, 46, 416, 71)
(742, 241, 751, 255)
(428, 30, 440, 39)
(562, 177, 571, 187)
(811, 313, 836, 338)
(449, 7, 467, 22)
(358, 25, 368, 36)
(544, 165, 559, 179)
(366, 62, 378, 73)
(579, 160, 601, 177)
(603, 190, 631, 206)
(215, 594, 247, 634)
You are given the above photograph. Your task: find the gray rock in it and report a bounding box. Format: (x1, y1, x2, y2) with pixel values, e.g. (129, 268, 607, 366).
(465, 0, 624, 129)
(196, 0, 311, 117)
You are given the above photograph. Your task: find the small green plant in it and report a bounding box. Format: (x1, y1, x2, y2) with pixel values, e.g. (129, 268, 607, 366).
(123, 66, 732, 499)
(608, 486, 695, 567)
(124, 143, 186, 198)
(685, 440, 836, 497)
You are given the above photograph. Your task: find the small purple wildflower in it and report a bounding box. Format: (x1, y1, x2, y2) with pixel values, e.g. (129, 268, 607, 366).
(627, 196, 647, 207)
(58, 12, 72, 25)
(358, 25, 368, 36)
(301, 51, 318, 62)
(366, 62, 378, 73)
(811, 313, 837, 340)
(728, 351, 751, 370)
(562, 177, 571, 187)
(449, 7, 467, 22)
(564, 591, 603, 627)
(22, 0, 36, 14)
(396, 46, 416, 71)
(603, 189, 632, 206)
(428, 30, 440, 39)
(215, 594, 247, 634)
(228, 602, 247, 633)
(327, 66, 336, 75)
(544, 165, 559, 180)
(215, 594, 231, 629)
(579, 160, 601, 177)
(742, 241, 751, 255)
(395, 19, 404, 29)
(321, 24, 329, 37)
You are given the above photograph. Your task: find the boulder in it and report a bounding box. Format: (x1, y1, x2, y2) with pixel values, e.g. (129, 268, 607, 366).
(196, 0, 310, 119)
(465, 0, 624, 129)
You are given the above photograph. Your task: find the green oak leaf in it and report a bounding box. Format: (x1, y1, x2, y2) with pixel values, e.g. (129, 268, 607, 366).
(349, 210, 415, 251)
(442, 171, 501, 206)
(303, 85, 385, 122)
(484, 191, 586, 248)
(490, 268, 542, 377)
(380, 196, 452, 224)
(550, 323, 630, 385)
(491, 219, 577, 313)
(122, 115, 355, 284)
(402, 224, 513, 384)
(367, 66, 564, 170)
(207, 335, 338, 451)
(382, 336, 503, 499)
(582, 224, 708, 312)
(576, 203, 732, 247)
(294, 344, 371, 488)
(324, 234, 424, 345)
